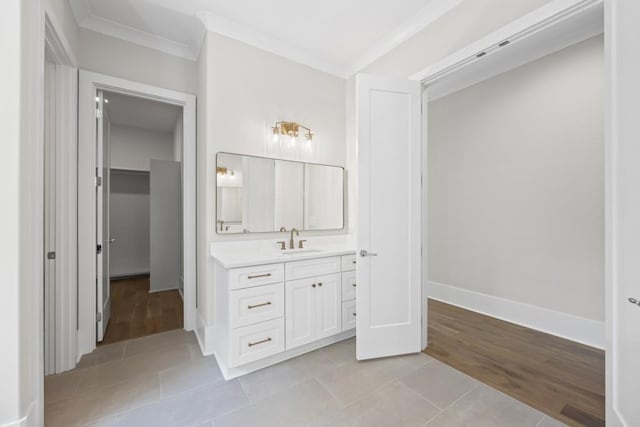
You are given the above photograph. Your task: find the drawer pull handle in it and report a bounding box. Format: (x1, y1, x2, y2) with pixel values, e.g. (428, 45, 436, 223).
(248, 301, 272, 309)
(248, 337, 272, 347)
(351, 283, 356, 287)
(352, 313, 357, 317)
(352, 260, 356, 264)
(247, 273, 272, 279)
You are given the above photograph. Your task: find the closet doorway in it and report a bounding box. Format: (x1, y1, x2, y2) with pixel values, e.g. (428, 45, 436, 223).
(97, 91, 185, 345)
(77, 71, 196, 360)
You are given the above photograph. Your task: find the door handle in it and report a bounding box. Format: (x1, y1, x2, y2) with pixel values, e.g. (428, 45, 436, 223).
(360, 249, 378, 257)
(629, 297, 640, 307)
(108, 238, 116, 244)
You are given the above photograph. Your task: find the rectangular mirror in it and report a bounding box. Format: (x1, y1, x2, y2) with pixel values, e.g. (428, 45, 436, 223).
(216, 153, 344, 234)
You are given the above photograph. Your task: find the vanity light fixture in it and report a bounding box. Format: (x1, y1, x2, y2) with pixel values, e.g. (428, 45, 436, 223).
(272, 121, 314, 144)
(216, 166, 235, 176)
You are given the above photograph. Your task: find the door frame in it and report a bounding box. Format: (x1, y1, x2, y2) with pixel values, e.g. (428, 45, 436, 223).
(411, 0, 622, 422)
(43, 10, 79, 374)
(78, 71, 197, 359)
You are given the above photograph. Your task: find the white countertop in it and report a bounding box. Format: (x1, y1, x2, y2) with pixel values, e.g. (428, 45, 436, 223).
(210, 235, 356, 269)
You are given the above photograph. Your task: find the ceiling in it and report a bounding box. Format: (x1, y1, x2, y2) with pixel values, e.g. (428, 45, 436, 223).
(103, 91, 181, 132)
(69, 0, 463, 77)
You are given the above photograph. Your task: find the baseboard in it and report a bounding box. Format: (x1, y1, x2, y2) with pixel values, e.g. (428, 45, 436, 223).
(194, 311, 215, 356)
(110, 272, 150, 280)
(148, 287, 179, 293)
(427, 281, 605, 349)
(1, 400, 38, 427)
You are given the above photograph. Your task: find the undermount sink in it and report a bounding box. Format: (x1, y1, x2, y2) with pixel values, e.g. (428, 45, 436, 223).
(279, 249, 323, 256)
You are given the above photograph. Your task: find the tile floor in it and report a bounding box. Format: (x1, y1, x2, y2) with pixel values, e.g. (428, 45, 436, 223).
(45, 330, 566, 427)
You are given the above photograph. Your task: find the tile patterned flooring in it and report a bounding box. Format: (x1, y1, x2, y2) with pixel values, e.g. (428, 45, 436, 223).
(45, 330, 565, 427)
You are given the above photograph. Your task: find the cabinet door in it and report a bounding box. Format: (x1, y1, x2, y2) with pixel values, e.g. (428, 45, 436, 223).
(285, 277, 317, 350)
(316, 273, 342, 339)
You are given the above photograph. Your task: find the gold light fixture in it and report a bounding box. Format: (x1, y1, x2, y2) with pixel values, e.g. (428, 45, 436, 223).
(272, 121, 314, 142)
(216, 166, 234, 176)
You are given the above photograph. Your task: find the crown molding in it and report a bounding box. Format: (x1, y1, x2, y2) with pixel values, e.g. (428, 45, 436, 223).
(69, 0, 464, 76)
(195, 11, 349, 77)
(69, 0, 203, 61)
(345, 0, 464, 76)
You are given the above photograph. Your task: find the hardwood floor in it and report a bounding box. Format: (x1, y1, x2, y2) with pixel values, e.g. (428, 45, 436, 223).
(424, 299, 605, 427)
(101, 276, 183, 345)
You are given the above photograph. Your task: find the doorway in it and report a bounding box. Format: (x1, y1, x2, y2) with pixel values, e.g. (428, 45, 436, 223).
(413, 1, 606, 425)
(77, 71, 196, 361)
(96, 91, 185, 345)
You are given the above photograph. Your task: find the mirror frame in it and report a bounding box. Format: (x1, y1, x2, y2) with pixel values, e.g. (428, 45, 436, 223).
(215, 152, 346, 234)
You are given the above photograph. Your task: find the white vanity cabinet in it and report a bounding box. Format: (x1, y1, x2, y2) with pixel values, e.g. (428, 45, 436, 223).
(340, 254, 357, 332)
(213, 249, 356, 379)
(285, 273, 341, 350)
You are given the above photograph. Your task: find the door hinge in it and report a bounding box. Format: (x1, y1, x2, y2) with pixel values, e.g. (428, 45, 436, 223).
(96, 312, 102, 322)
(97, 244, 102, 255)
(47, 251, 56, 260)
(95, 176, 102, 187)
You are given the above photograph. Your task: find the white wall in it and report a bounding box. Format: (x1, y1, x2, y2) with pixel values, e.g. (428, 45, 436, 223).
(78, 28, 197, 95)
(206, 32, 346, 168)
(427, 35, 604, 321)
(362, 0, 553, 78)
(2, 1, 25, 423)
(347, 0, 556, 234)
(110, 124, 174, 171)
(109, 172, 150, 277)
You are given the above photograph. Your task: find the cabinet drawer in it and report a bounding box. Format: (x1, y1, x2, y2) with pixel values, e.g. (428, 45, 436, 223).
(285, 256, 340, 281)
(230, 283, 284, 328)
(229, 318, 284, 367)
(229, 263, 284, 290)
(341, 271, 357, 301)
(341, 254, 357, 272)
(342, 300, 356, 331)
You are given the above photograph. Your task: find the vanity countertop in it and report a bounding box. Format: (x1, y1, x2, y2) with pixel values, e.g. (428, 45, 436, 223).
(210, 236, 356, 269)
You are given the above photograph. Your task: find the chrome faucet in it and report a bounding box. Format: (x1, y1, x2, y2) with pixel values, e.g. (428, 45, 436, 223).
(289, 228, 299, 249)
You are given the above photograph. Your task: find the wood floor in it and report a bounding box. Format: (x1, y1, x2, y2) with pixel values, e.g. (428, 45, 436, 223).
(424, 299, 605, 427)
(101, 276, 183, 345)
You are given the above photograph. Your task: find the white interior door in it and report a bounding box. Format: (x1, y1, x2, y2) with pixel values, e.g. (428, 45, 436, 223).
(96, 90, 111, 342)
(356, 74, 422, 360)
(608, 1, 640, 425)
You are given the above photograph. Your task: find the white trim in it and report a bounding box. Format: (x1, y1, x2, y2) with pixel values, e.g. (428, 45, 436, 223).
(78, 71, 197, 360)
(1, 400, 36, 427)
(420, 90, 429, 351)
(428, 281, 605, 349)
(410, 0, 602, 83)
(43, 8, 79, 375)
(195, 11, 345, 77)
(68, 0, 202, 61)
(346, 0, 463, 77)
(68, 0, 462, 78)
(44, 4, 78, 66)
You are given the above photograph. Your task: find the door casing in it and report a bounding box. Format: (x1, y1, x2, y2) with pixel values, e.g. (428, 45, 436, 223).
(77, 71, 197, 361)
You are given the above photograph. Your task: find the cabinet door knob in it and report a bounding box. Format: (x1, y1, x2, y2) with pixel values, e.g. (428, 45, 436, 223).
(312, 284, 316, 288)
(318, 282, 323, 287)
